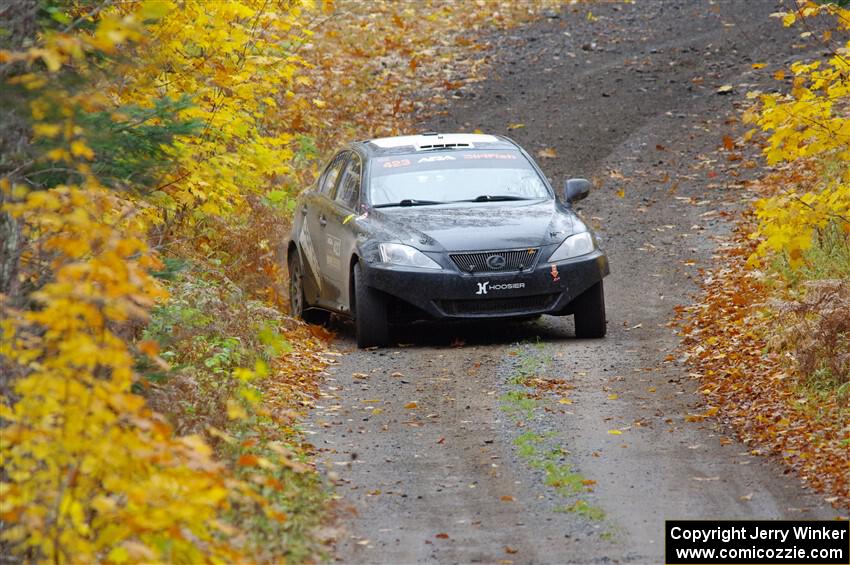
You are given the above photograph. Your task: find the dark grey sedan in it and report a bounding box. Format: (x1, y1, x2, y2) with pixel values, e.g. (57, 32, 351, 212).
(288, 133, 609, 347)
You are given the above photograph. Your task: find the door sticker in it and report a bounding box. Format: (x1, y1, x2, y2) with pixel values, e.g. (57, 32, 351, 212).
(325, 234, 342, 272)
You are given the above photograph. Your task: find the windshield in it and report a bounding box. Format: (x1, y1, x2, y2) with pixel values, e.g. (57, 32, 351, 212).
(369, 150, 550, 206)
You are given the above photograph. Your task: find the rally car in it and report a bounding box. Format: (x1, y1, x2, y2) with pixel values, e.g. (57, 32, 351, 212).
(287, 133, 609, 347)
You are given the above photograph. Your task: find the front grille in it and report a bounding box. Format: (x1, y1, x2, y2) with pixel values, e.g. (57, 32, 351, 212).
(437, 293, 558, 316)
(450, 248, 539, 273)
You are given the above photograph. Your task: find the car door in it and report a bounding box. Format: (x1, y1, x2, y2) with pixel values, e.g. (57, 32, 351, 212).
(300, 151, 348, 307)
(321, 152, 363, 312)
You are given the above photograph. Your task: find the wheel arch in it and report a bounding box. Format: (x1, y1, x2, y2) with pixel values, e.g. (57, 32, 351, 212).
(348, 253, 360, 315)
(287, 240, 298, 266)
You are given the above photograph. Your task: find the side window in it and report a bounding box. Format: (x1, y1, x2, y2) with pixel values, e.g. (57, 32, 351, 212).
(335, 155, 362, 210)
(319, 152, 348, 197)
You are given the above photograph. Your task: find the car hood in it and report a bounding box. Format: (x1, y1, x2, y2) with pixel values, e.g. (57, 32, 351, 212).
(370, 200, 580, 252)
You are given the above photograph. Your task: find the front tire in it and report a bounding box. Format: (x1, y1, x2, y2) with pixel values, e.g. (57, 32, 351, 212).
(353, 262, 390, 348)
(289, 252, 329, 325)
(573, 281, 606, 338)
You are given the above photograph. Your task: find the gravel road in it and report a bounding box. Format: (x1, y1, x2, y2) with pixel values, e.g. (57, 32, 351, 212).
(307, 2, 839, 563)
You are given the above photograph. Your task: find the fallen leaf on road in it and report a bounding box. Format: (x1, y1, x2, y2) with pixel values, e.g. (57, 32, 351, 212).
(237, 454, 259, 467)
(607, 429, 622, 435)
(740, 492, 753, 501)
(507, 123, 525, 130)
(505, 546, 518, 554)
(607, 394, 618, 400)
(686, 406, 719, 422)
(436, 533, 449, 539)
(716, 84, 734, 94)
(404, 401, 418, 409)
(558, 398, 572, 405)
(537, 147, 557, 158)
(501, 495, 515, 502)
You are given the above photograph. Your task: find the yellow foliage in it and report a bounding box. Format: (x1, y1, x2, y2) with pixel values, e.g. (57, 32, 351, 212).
(109, 0, 304, 221)
(0, 1, 310, 560)
(1, 185, 247, 562)
(748, 1, 850, 269)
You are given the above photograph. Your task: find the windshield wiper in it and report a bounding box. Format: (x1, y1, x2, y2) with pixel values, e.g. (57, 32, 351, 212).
(453, 195, 540, 203)
(373, 199, 445, 208)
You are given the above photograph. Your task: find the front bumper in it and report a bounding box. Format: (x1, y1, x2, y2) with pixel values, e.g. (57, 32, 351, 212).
(360, 250, 609, 320)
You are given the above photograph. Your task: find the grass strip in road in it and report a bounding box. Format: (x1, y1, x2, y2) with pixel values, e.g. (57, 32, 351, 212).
(501, 345, 607, 523)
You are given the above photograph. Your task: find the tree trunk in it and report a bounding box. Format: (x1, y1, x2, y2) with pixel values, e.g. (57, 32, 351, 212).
(0, 197, 21, 301)
(0, 0, 37, 303)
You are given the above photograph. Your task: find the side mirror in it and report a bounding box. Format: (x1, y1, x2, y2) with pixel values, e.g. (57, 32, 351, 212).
(564, 178, 591, 204)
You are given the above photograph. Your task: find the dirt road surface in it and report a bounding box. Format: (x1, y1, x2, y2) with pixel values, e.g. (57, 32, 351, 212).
(306, 2, 839, 563)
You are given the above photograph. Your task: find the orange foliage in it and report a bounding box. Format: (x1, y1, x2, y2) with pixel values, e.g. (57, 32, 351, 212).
(680, 216, 849, 511)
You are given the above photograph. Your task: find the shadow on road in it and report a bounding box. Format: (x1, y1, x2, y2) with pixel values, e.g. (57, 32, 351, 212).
(327, 314, 579, 349)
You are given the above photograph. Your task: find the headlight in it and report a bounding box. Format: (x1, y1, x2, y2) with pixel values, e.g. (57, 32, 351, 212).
(378, 243, 442, 269)
(547, 232, 595, 262)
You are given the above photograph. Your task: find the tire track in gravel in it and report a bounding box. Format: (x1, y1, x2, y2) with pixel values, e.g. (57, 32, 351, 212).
(306, 2, 838, 563)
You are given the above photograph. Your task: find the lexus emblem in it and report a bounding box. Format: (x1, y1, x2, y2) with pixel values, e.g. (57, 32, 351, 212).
(486, 254, 507, 270)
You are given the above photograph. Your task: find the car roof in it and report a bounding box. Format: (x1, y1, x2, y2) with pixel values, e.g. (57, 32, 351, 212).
(354, 133, 519, 157)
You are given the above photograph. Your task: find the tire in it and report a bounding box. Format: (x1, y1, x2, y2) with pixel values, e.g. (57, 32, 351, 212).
(288, 252, 329, 325)
(353, 262, 390, 348)
(573, 281, 606, 338)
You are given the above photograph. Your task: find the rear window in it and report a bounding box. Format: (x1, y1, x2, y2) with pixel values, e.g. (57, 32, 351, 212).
(369, 150, 550, 206)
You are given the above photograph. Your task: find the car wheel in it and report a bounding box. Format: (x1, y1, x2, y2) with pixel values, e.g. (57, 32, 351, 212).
(353, 262, 390, 348)
(289, 252, 329, 325)
(573, 281, 606, 338)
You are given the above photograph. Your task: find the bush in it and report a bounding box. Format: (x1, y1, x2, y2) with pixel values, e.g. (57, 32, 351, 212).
(771, 279, 850, 392)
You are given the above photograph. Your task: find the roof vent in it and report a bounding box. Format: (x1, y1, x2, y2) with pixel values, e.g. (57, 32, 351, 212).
(369, 133, 499, 149)
(417, 142, 471, 150)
